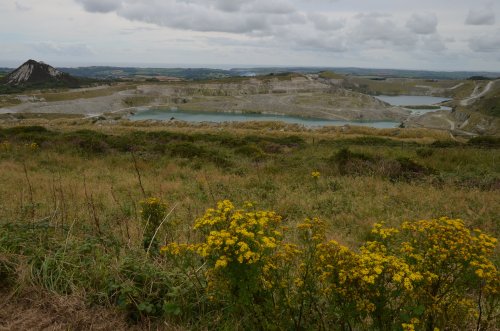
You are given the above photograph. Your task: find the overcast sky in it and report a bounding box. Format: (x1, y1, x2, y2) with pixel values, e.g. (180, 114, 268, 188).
(1, 0, 500, 71)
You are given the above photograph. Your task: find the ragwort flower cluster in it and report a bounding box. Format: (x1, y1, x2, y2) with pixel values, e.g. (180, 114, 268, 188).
(163, 200, 284, 306)
(192, 200, 282, 268)
(372, 217, 499, 330)
(161, 203, 499, 330)
(309, 223, 423, 328)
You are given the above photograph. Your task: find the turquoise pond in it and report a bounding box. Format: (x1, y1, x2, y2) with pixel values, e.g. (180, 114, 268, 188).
(130, 109, 401, 129)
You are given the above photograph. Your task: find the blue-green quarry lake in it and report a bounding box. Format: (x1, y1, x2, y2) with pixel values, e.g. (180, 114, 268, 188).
(130, 109, 401, 129)
(375, 95, 451, 114)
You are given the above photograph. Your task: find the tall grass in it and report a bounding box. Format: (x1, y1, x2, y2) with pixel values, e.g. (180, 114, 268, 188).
(0, 124, 498, 329)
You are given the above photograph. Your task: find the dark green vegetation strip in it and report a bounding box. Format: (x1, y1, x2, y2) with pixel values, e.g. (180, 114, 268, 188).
(1, 126, 498, 190)
(0, 126, 307, 169)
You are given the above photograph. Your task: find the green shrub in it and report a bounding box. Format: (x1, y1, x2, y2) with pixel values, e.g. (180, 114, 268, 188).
(169, 142, 207, 158)
(416, 147, 434, 158)
(140, 197, 168, 252)
(235, 144, 266, 160)
(331, 148, 433, 180)
(0, 256, 16, 290)
(468, 136, 500, 148)
(431, 140, 462, 148)
(108, 256, 176, 321)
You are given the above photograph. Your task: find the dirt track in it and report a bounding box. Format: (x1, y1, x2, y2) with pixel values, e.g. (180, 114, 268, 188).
(460, 80, 497, 106)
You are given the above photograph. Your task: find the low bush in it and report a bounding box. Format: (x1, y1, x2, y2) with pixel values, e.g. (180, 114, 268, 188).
(331, 148, 433, 180)
(66, 130, 111, 154)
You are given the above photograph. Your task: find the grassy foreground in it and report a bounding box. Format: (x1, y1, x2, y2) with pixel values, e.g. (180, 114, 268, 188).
(0, 123, 498, 330)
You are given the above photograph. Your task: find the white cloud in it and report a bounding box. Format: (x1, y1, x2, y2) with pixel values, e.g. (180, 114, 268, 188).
(466, 6, 496, 25)
(406, 13, 438, 35)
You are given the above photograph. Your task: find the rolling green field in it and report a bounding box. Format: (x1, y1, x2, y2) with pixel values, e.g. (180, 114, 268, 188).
(0, 122, 498, 329)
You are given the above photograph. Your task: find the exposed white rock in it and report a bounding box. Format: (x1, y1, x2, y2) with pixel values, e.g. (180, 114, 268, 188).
(7, 63, 34, 84)
(48, 66, 62, 78)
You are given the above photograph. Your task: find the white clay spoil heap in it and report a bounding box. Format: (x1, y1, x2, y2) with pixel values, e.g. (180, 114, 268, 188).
(5, 59, 65, 85)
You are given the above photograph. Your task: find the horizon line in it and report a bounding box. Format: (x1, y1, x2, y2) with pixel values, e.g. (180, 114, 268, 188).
(1, 60, 500, 74)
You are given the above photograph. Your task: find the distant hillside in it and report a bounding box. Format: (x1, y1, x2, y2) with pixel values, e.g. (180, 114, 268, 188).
(3, 64, 499, 82)
(60, 66, 238, 80)
(61, 65, 499, 81)
(0, 68, 10, 79)
(230, 67, 500, 80)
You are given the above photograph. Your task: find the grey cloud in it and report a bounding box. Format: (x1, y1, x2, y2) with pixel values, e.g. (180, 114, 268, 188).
(72, 0, 490, 60)
(75, 0, 299, 34)
(466, 6, 495, 25)
(308, 13, 344, 31)
(352, 15, 418, 48)
(119, 26, 161, 35)
(31, 42, 94, 56)
(294, 36, 347, 52)
(406, 13, 438, 35)
(469, 33, 500, 52)
(213, 0, 246, 12)
(15, 1, 31, 11)
(246, 0, 295, 14)
(118, 2, 271, 34)
(420, 34, 446, 52)
(75, 0, 122, 13)
(268, 22, 348, 53)
(354, 12, 392, 20)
